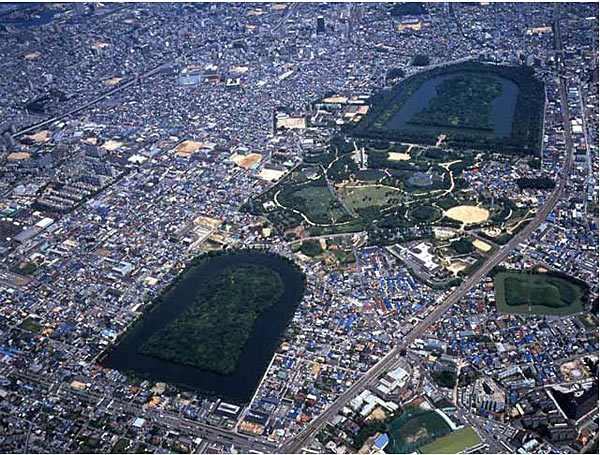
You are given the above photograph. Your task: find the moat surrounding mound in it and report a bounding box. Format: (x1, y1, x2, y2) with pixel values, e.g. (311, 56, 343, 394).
(494, 271, 586, 315)
(349, 61, 544, 155)
(139, 264, 285, 374)
(102, 250, 305, 402)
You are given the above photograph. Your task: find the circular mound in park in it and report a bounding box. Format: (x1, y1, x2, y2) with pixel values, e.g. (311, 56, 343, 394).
(407, 171, 433, 187)
(410, 204, 441, 223)
(444, 205, 489, 225)
(355, 169, 386, 181)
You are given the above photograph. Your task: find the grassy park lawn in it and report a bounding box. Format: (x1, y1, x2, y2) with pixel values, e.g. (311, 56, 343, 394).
(340, 185, 401, 210)
(494, 272, 585, 315)
(421, 427, 482, 454)
(284, 185, 347, 224)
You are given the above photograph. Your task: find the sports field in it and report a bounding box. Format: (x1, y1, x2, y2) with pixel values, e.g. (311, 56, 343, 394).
(385, 410, 451, 454)
(388, 152, 411, 161)
(444, 205, 489, 225)
(420, 427, 482, 454)
(472, 239, 492, 252)
(230, 152, 262, 170)
(494, 272, 585, 315)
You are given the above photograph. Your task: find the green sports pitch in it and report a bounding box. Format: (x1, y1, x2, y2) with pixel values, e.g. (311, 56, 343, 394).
(420, 427, 482, 454)
(494, 271, 586, 316)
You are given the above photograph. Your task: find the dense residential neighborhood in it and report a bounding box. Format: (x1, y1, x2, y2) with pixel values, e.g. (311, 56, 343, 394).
(0, 2, 597, 454)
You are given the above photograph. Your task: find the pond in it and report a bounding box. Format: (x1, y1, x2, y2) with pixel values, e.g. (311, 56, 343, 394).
(101, 251, 305, 402)
(384, 72, 519, 137)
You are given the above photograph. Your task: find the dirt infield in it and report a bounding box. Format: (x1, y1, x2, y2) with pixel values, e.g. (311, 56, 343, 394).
(7, 152, 31, 161)
(92, 41, 109, 49)
(258, 168, 286, 181)
(24, 51, 40, 59)
(446, 261, 467, 274)
(194, 216, 221, 228)
(444, 205, 490, 225)
(277, 117, 306, 129)
(81, 137, 98, 145)
(322, 96, 348, 104)
(101, 140, 123, 151)
(388, 152, 411, 161)
(174, 140, 203, 157)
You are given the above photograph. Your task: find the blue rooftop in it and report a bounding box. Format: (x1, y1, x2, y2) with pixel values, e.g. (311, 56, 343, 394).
(373, 433, 389, 450)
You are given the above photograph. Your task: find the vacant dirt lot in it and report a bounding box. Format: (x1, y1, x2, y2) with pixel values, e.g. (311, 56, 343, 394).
(174, 140, 204, 157)
(26, 130, 51, 143)
(230, 153, 262, 170)
(105, 77, 122, 86)
(101, 140, 123, 151)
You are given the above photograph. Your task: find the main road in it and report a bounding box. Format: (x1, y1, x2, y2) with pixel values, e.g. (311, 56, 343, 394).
(283, 5, 573, 453)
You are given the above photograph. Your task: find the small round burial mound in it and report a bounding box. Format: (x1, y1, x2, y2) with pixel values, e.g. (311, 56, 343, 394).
(445, 205, 489, 225)
(407, 171, 433, 187)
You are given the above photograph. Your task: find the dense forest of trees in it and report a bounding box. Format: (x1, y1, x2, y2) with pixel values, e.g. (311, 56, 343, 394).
(328, 154, 358, 182)
(412, 54, 431, 67)
(432, 370, 457, 388)
(409, 75, 502, 130)
(300, 239, 323, 257)
(452, 238, 474, 254)
(386, 67, 406, 81)
(139, 264, 285, 374)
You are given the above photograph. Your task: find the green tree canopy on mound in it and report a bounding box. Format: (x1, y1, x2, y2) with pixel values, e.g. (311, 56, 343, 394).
(139, 264, 285, 374)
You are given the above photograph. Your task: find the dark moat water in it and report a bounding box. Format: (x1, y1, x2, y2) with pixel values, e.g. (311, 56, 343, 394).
(102, 251, 304, 402)
(385, 72, 519, 137)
